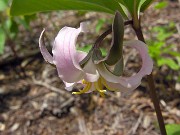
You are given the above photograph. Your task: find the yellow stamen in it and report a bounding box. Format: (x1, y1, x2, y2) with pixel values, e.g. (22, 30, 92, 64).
(72, 80, 92, 95)
(72, 77, 115, 96)
(101, 77, 118, 91)
(94, 80, 106, 97)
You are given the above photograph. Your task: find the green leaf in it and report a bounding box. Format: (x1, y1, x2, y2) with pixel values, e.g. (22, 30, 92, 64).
(169, 52, 180, 57)
(117, 0, 139, 16)
(9, 19, 18, 39)
(117, 0, 146, 27)
(0, 0, 8, 11)
(166, 124, 180, 135)
(10, 0, 124, 16)
(117, 0, 154, 17)
(0, 28, 6, 54)
(154, 1, 168, 9)
(157, 58, 179, 70)
(140, 0, 154, 12)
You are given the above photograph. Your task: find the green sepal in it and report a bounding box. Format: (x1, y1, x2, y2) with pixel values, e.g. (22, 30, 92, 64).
(113, 57, 124, 76)
(105, 11, 124, 65)
(90, 11, 125, 76)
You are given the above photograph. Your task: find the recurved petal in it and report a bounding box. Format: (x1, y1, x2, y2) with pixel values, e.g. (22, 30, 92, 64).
(97, 40, 153, 91)
(52, 22, 99, 83)
(105, 80, 140, 92)
(52, 23, 87, 83)
(123, 40, 153, 86)
(39, 29, 54, 64)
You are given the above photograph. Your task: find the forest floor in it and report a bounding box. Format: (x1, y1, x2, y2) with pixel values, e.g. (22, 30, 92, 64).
(0, 1, 180, 135)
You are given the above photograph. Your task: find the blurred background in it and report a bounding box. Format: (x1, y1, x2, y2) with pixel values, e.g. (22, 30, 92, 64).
(0, 0, 180, 134)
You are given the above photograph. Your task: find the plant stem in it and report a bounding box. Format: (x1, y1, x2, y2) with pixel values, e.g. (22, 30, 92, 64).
(94, 20, 133, 48)
(133, 24, 167, 135)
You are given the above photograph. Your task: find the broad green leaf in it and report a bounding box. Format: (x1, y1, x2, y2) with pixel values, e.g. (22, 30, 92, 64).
(166, 124, 180, 135)
(10, 0, 126, 17)
(0, 28, 6, 54)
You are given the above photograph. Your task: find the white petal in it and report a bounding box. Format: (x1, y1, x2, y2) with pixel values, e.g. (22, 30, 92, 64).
(39, 29, 54, 64)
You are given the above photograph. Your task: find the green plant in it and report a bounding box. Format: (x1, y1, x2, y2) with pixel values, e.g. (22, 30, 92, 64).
(154, 1, 168, 10)
(147, 23, 180, 70)
(10, 0, 168, 134)
(0, 0, 36, 54)
(96, 19, 106, 33)
(166, 124, 180, 135)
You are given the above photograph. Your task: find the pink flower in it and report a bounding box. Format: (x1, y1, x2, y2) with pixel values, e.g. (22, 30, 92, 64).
(39, 22, 153, 96)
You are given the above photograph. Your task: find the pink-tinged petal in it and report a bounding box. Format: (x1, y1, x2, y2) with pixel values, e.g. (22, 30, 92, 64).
(64, 79, 94, 93)
(52, 26, 84, 83)
(64, 81, 76, 91)
(52, 22, 99, 83)
(97, 40, 153, 90)
(39, 29, 54, 64)
(123, 40, 153, 86)
(105, 80, 140, 92)
(97, 62, 125, 84)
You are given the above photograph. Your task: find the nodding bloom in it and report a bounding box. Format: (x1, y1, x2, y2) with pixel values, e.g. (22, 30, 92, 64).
(39, 12, 153, 97)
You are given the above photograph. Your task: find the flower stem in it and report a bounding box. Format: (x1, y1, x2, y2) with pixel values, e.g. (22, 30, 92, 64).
(133, 23, 167, 135)
(94, 20, 133, 48)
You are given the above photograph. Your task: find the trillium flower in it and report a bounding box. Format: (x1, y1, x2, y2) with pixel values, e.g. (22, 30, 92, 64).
(39, 12, 153, 96)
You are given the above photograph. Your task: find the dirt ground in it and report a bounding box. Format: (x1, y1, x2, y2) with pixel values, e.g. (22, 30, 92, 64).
(0, 1, 180, 135)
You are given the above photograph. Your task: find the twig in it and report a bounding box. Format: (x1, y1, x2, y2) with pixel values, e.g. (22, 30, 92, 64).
(32, 77, 69, 96)
(128, 112, 143, 135)
(71, 107, 91, 135)
(176, 23, 180, 35)
(132, 113, 143, 134)
(60, 97, 74, 108)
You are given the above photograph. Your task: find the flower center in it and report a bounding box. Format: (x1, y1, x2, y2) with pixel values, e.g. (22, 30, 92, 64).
(72, 77, 117, 97)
